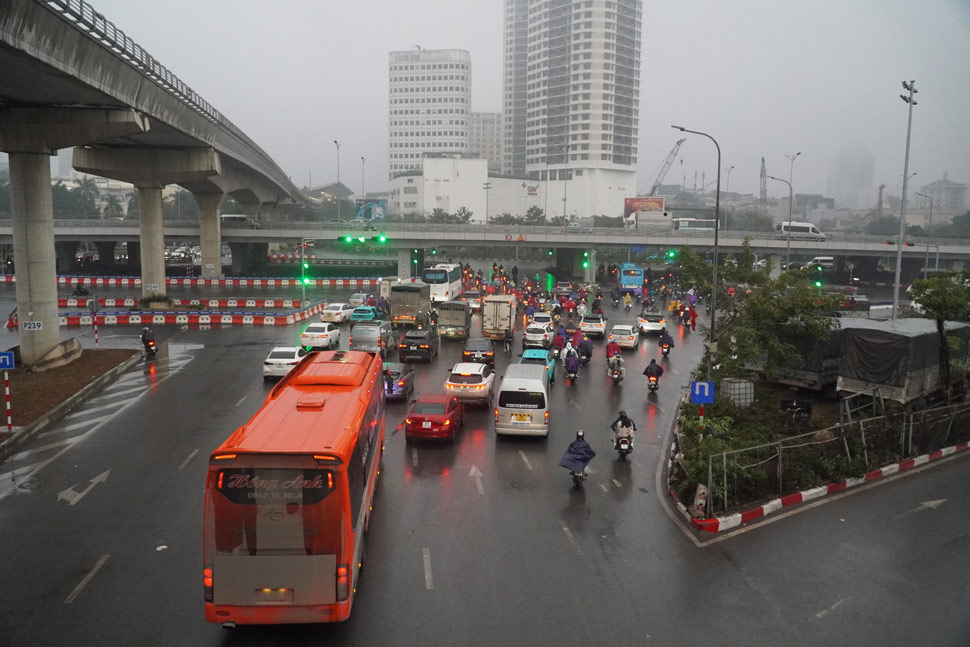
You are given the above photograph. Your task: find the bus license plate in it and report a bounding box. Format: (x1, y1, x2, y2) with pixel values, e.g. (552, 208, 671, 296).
(422, 421, 432, 428)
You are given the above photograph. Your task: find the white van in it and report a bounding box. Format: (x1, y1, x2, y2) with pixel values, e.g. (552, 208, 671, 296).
(494, 364, 550, 436)
(808, 256, 835, 269)
(776, 221, 825, 240)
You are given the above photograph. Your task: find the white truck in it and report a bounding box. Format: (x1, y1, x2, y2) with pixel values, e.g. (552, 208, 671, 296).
(481, 294, 517, 339)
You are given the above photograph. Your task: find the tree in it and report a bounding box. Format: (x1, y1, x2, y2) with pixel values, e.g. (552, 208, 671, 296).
(908, 272, 970, 403)
(429, 208, 449, 224)
(865, 215, 900, 236)
(490, 212, 518, 226)
(162, 189, 199, 221)
(453, 206, 473, 224)
(126, 193, 139, 219)
(523, 206, 545, 225)
(592, 215, 624, 228)
(718, 271, 842, 377)
(102, 194, 124, 219)
(73, 176, 100, 219)
(944, 211, 970, 237)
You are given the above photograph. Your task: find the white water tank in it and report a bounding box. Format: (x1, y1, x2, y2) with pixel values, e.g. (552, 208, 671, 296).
(722, 378, 754, 407)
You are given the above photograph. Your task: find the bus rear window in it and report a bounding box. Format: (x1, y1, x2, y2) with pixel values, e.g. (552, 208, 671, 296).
(422, 271, 446, 282)
(498, 391, 546, 409)
(212, 468, 341, 556)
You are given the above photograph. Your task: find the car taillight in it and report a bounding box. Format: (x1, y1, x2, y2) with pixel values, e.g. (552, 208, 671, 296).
(649, 376, 657, 383)
(398, 380, 405, 386)
(420, 344, 429, 349)
(336, 564, 350, 601)
(494, 408, 499, 422)
(203, 567, 213, 602)
(628, 336, 634, 341)
(485, 351, 493, 356)
(544, 411, 549, 424)
(443, 419, 451, 426)
(405, 418, 412, 424)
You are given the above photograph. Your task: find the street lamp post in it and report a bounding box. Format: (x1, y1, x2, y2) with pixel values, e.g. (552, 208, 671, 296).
(723, 166, 734, 194)
(767, 175, 794, 268)
(892, 80, 918, 320)
(672, 125, 721, 377)
(561, 144, 569, 231)
(360, 156, 365, 200)
(916, 191, 934, 275)
(483, 181, 491, 225)
(544, 159, 550, 225)
(333, 139, 342, 222)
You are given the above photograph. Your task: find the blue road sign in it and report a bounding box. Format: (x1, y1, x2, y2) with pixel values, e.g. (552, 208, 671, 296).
(690, 381, 715, 404)
(631, 245, 644, 253)
(0, 351, 14, 371)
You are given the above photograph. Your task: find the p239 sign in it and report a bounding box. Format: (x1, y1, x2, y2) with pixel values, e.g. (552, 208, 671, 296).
(22, 321, 43, 331)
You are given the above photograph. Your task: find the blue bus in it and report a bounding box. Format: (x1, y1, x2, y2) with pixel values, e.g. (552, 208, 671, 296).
(618, 263, 644, 296)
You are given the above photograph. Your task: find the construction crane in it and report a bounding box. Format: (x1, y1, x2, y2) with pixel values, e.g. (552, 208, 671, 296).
(759, 157, 767, 214)
(648, 138, 686, 196)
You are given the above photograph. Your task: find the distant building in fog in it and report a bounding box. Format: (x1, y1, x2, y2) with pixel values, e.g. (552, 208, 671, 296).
(387, 48, 472, 178)
(918, 174, 967, 213)
(827, 145, 874, 209)
(468, 112, 503, 174)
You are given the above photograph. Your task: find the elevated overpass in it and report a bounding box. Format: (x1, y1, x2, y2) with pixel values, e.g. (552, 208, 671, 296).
(0, 0, 309, 365)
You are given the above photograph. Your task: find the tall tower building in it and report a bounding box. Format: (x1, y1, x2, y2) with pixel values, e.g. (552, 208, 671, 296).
(469, 112, 504, 174)
(503, 0, 642, 217)
(388, 48, 471, 178)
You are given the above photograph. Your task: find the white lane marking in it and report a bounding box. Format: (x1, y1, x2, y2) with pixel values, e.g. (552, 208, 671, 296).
(65, 554, 110, 604)
(612, 479, 622, 488)
(559, 519, 583, 556)
(599, 483, 608, 492)
(58, 470, 110, 506)
(9, 438, 77, 461)
(469, 465, 485, 495)
(87, 385, 148, 402)
(38, 416, 111, 438)
(568, 398, 582, 409)
(234, 395, 247, 407)
(814, 597, 845, 619)
(411, 448, 419, 467)
(63, 401, 125, 418)
(178, 449, 200, 471)
(518, 450, 533, 470)
(422, 548, 434, 590)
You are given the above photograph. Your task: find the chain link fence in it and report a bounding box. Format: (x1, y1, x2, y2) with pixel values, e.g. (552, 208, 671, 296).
(701, 403, 970, 516)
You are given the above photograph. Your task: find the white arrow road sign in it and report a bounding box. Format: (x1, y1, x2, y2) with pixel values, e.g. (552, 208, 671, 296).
(58, 470, 110, 506)
(469, 465, 484, 495)
(894, 499, 946, 519)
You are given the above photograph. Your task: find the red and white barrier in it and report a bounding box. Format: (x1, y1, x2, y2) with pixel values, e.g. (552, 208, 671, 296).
(672, 440, 970, 533)
(51, 302, 328, 328)
(46, 275, 380, 288)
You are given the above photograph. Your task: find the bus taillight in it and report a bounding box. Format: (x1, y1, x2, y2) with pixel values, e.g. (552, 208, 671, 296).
(336, 564, 350, 601)
(203, 567, 213, 602)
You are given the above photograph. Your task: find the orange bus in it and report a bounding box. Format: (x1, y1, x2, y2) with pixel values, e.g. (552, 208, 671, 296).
(203, 350, 385, 626)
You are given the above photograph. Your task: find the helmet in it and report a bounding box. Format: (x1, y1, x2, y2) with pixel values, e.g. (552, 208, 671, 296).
(576, 430, 585, 438)
(619, 410, 627, 418)
(142, 327, 149, 333)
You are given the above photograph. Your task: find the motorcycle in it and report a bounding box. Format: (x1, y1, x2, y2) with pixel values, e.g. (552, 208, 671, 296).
(610, 367, 623, 385)
(559, 433, 595, 489)
(615, 435, 633, 460)
(661, 343, 671, 357)
(143, 338, 158, 359)
(624, 301, 632, 312)
(552, 346, 562, 360)
(71, 286, 91, 297)
(647, 374, 659, 392)
(611, 296, 620, 308)
(680, 310, 691, 327)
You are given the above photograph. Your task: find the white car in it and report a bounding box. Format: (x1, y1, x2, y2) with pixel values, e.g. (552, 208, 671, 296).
(444, 362, 495, 406)
(321, 302, 355, 323)
(263, 346, 307, 380)
(301, 322, 341, 350)
(579, 313, 607, 338)
(608, 324, 640, 350)
(522, 323, 554, 349)
(636, 309, 667, 334)
(531, 311, 553, 327)
(349, 292, 374, 306)
(462, 290, 482, 312)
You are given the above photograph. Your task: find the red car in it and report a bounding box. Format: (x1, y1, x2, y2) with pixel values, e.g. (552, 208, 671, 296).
(405, 394, 465, 444)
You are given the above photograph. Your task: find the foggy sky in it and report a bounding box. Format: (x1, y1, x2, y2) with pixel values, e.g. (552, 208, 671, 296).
(41, 1, 970, 205)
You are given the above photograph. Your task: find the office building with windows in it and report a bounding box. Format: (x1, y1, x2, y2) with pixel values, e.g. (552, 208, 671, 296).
(469, 112, 504, 174)
(502, 0, 642, 218)
(388, 48, 472, 178)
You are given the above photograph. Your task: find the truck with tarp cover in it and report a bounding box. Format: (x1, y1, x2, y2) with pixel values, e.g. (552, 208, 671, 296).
(389, 281, 431, 328)
(836, 318, 970, 404)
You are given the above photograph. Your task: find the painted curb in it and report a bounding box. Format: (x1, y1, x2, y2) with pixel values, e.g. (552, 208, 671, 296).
(0, 351, 142, 462)
(670, 441, 970, 533)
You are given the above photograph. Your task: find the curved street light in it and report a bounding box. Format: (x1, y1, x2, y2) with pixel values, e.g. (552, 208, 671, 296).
(893, 80, 917, 320)
(767, 175, 793, 268)
(672, 125, 720, 376)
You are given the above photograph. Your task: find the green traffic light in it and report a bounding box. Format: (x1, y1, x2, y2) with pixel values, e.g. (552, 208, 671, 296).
(583, 250, 589, 258)
(814, 280, 822, 288)
(548, 249, 554, 256)
(302, 262, 309, 269)
(582, 261, 589, 268)
(343, 235, 352, 243)
(378, 234, 386, 243)
(302, 277, 310, 285)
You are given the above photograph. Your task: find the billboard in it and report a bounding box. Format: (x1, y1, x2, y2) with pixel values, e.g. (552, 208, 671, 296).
(623, 197, 665, 218)
(355, 199, 387, 222)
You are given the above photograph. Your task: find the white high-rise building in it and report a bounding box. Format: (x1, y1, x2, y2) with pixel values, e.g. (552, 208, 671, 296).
(469, 112, 503, 174)
(387, 48, 472, 178)
(503, 0, 642, 218)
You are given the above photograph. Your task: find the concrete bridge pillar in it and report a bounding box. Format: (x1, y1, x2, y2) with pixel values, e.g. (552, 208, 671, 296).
(250, 242, 269, 275)
(229, 242, 251, 275)
(126, 241, 141, 269)
(585, 250, 596, 283)
(137, 187, 166, 297)
(397, 248, 412, 278)
(95, 241, 117, 268)
(194, 192, 223, 277)
(8, 153, 59, 367)
(0, 107, 148, 368)
(54, 240, 79, 274)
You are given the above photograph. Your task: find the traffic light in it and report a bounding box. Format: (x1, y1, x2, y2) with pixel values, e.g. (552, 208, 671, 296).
(431, 247, 437, 255)
(814, 279, 823, 288)
(548, 248, 554, 256)
(338, 234, 353, 243)
(302, 260, 310, 285)
(372, 234, 387, 244)
(666, 249, 678, 260)
(582, 250, 589, 268)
